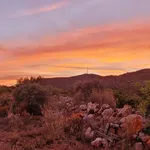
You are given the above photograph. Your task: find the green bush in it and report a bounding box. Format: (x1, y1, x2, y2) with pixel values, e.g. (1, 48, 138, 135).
(137, 98, 150, 116)
(13, 83, 48, 115)
(140, 81, 150, 98)
(138, 81, 150, 116)
(138, 100, 149, 116)
(115, 90, 140, 108)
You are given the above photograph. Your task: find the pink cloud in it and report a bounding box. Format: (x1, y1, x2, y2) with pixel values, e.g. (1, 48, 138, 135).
(13, 0, 69, 17)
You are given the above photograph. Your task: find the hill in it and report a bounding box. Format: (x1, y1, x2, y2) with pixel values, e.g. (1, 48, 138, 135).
(40, 69, 150, 89)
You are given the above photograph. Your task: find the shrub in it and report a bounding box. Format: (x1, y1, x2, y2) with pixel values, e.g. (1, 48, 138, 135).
(138, 81, 150, 116)
(74, 80, 103, 98)
(0, 85, 12, 94)
(46, 85, 70, 96)
(0, 106, 9, 117)
(140, 81, 150, 98)
(64, 113, 83, 140)
(8, 114, 25, 131)
(115, 90, 140, 108)
(89, 89, 116, 108)
(0, 93, 13, 106)
(13, 83, 48, 115)
(138, 101, 148, 116)
(16, 76, 42, 86)
(74, 88, 116, 108)
(74, 79, 103, 103)
(137, 99, 150, 116)
(0, 93, 13, 117)
(74, 91, 85, 105)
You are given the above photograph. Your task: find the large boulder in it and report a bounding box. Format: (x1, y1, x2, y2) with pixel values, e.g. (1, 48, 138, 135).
(119, 114, 143, 138)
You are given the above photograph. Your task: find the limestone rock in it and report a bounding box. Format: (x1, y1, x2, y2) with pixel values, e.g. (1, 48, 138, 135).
(118, 105, 132, 117)
(87, 102, 99, 114)
(91, 137, 102, 147)
(99, 104, 110, 112)
(83, 114, 94, 121)
(102, 138, 109, 149)
(80, 104, 87, 111)
(102, 108, 114, 119)
(134, 142, 143, 150)
(84, 127, 94, 140)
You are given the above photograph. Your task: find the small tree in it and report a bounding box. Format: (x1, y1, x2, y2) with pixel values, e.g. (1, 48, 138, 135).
(16, 76, 42, 86)
(13, 83, 48, 115)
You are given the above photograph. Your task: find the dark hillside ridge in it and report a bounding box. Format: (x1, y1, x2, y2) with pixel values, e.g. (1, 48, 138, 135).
(40, 69, 150, 89)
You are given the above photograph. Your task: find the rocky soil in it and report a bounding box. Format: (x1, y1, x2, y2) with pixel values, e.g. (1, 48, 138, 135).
(0, 96, 150, 150)
(80, 102, 150, 150)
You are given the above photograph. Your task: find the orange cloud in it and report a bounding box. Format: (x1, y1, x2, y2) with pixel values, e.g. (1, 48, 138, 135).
(1, 20, 150, 85)
(9, 21, 150, 64)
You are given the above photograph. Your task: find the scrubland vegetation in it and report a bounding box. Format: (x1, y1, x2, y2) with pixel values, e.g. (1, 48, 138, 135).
(0, 76, 150, 150)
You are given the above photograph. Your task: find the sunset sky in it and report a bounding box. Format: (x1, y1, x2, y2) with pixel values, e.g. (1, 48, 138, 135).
(0, 0, 150, 85)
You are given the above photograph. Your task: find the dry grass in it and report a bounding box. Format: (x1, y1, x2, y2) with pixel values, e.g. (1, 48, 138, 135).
(42, 104, 66, 142)
(64, 113, 83, 141)
(75, 89, 116, 108)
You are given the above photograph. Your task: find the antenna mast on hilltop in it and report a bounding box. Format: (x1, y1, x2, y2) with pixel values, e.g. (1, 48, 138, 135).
(87, 65, 89, 74)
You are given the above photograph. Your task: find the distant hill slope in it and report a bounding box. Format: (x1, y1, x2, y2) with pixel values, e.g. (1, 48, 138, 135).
(40, 69, 150, 89)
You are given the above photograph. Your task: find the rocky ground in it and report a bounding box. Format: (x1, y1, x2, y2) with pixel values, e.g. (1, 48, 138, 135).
(80, 102, 150, 150)
(0, 96, 150, 150)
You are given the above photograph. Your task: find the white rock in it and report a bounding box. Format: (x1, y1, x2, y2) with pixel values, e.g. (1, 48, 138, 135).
(102, 139, 109, 148)
(80, 104, 87, 111)
(91, 138, 102, 147)
(118, 105, 132, 117)
(84, 127, 94, 140)
(87, 102, 99, 114)
(134, 142, 143, 150)
(83, 114, 94, 121)
(139, 132, 150, 143)
(101, 104, 110, 111)
(87, 114, 94, 119)
(98, 104, 110, 114)
(102, 108, 114, 119)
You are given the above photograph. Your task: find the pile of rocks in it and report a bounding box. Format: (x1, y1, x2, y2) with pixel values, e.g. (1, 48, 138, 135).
(79, 102, 150, 150)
